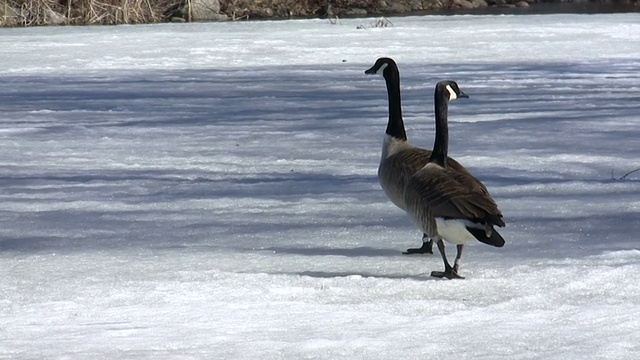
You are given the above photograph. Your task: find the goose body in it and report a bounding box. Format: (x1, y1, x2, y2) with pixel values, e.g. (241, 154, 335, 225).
(378, 135, 431, 210)
(403, 80, 505, 279)
(365, 58, 490, 255)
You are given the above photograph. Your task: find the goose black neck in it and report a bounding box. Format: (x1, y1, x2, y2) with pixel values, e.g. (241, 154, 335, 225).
(429, 87, 449, 167)
(383, 67, 407, 141)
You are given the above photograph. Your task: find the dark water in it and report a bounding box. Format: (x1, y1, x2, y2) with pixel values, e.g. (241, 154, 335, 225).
(430, 3, 640, 16)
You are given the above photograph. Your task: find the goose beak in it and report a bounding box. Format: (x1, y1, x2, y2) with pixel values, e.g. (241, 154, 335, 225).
(364, 67, 376, 75)
(458, 91, 469, 99)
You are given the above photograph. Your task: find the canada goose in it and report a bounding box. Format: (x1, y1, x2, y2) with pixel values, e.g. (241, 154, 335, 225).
(365, 57, 489, 255)
(404, 80, 505, 279)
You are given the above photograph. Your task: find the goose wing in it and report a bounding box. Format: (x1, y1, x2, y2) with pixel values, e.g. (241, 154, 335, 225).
(409, 165, 504, 228)
(445, 157, 490, 196)
(380, 147, 486, 205)
(381, 147, 432, 179)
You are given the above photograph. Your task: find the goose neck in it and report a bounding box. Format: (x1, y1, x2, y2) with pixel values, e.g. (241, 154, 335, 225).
(429, 89, 449, 167)
(384, 70, 407, 141)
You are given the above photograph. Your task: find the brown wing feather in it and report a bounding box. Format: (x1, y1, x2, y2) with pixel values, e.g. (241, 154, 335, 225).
(406, 164, 504, 228)
(445, 157, 490, 196)
(379, 145, 490, 210)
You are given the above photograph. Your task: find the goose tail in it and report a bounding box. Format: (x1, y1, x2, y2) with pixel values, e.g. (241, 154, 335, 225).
(466, 226, 505, 247)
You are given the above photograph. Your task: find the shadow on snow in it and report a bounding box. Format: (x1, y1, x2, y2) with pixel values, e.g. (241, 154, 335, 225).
(0, 61, 638, 264)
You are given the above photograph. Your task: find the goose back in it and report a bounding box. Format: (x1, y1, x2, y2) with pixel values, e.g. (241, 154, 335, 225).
(379, 137, 491, 211)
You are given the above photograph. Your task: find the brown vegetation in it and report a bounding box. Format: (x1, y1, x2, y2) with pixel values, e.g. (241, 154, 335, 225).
(0, 0, 180, 26)
(1, 0, 637, 27)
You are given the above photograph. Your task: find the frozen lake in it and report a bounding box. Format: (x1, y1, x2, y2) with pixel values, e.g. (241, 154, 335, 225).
(1, 14, 639, 359)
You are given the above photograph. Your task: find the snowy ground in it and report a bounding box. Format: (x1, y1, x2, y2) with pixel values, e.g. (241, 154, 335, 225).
(1, 14, 639, 359)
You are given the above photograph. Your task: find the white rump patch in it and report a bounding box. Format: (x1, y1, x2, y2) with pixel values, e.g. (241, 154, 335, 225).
(435, 218, 480, 245)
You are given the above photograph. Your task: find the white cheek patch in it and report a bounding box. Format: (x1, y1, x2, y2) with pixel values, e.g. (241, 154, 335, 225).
(446, 84, 457, 101)
(376, 62, 388, 75)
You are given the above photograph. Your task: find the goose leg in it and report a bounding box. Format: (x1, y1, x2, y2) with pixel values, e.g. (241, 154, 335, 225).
(431, 239, 464, 280)
(453, 244, 464, 275)
(403, 234, 434, 255)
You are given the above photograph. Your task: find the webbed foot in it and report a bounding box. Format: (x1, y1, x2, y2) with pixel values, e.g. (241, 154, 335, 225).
(403, 241, 434, 255)
(430, 268, 465, 280)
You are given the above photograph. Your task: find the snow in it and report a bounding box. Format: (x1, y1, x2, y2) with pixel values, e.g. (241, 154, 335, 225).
(1, 14, 639, 359)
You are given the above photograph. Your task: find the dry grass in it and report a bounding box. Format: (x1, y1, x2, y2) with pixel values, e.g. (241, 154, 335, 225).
(0, 0, 182, 26)
(356, 16, 392, 29)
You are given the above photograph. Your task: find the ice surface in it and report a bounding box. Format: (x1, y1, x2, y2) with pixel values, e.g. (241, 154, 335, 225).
(1, 14, 639, 359)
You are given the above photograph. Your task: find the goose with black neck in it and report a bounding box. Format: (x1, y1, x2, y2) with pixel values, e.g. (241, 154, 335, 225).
(365, 58, 491, 256)
(403, 80, 506, 279)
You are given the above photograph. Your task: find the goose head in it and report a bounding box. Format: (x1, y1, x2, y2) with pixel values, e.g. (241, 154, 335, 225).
(435, 80, 469, 102)
(365, 57, 398, 77)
